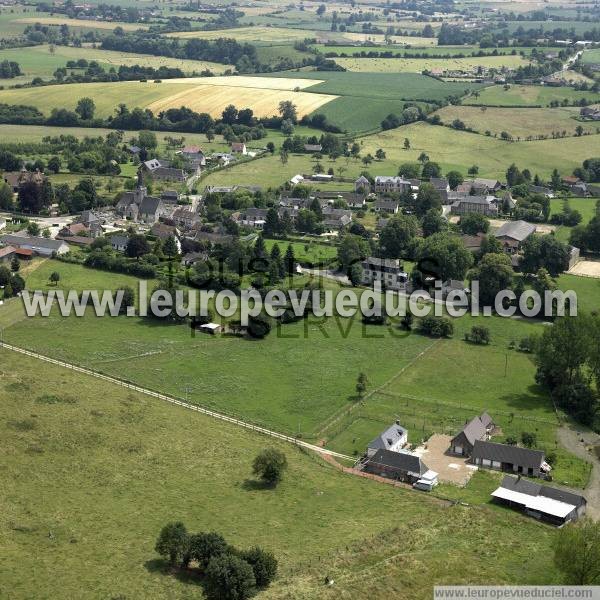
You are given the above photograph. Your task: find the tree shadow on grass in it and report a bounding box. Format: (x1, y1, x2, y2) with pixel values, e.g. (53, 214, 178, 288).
(497, 384, 554, 415)
(241, 478, 275, 491)
(144, 559, 203, 586)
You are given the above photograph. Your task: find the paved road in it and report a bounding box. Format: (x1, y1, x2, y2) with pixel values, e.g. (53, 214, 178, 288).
(557, 423, 600, 518)
(0, 341, 355, 462)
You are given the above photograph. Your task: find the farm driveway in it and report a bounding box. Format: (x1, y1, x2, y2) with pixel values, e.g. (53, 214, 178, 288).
(557, 424, 600, 518)
(413, 434, 477, 486)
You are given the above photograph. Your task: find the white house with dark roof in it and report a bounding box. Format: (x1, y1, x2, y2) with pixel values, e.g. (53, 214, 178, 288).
(374, 176, 411, 194)
(362, 449, 430, 484)
(361, 257, 408, 291)
(367, 421, 408, 457)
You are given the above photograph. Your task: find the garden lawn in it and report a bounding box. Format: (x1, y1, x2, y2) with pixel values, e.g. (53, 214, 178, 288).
(0, 353, 563, 600)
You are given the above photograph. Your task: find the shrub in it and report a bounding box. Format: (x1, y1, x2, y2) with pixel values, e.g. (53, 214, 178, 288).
(418, 315, 454, 338)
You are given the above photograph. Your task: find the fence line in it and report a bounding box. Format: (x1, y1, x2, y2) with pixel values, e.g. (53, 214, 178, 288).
(0, 341, 354, 462)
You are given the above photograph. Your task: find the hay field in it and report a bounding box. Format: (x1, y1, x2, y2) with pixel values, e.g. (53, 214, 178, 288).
(340, 31, 438, 46)
(0, 77, 336, 119)
(13, 16, 148, 31)
(167, 25, 315, 43)
(334, 54, 530, 72)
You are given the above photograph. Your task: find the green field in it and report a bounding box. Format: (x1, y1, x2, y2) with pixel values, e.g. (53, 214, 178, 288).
(361, 121, 598, 178)
(335, 54, 531, 73)
(582, 48, 600, 65)
(464, 84, 600, 107)
(435, 105, 599, 138)
(263, 238, 338, 266)
(313, 45, 557, 57)
(0, 350, 566, 599)
(0, 44, 231, 85)
(266, 71, 482, 133)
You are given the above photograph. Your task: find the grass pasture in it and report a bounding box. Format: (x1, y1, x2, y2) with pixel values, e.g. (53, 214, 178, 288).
(361, 121, 598, 178)
(334, 54, 531, 73)
(0, 350, 565, 599)
(434, 105, 599, 138)
(0, 76, 336, 119)
(464, 84, 600, 107)
(582, 48, 600, 65)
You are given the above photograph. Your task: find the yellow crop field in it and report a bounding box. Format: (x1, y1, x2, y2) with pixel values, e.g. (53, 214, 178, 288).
(146, 84, 336, 118)
(340, 32, 438, 46)
(0, 78, 336, 119)
(161, 75, 323, 90)
(14, 17, 148, 31)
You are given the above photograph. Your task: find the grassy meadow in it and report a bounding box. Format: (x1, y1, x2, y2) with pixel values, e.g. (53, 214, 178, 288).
(464, 84, 600, 107)
(0, 44, 231, 85)
(360, 121, 597, 178)
(0, 350, 566, 600)
(434, 105, 599, 138)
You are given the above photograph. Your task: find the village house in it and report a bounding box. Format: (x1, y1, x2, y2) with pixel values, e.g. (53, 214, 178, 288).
(140, 159, 187, 183)
(367, 421, 408, 457)
(180, 145, 206, 170)
(303, 144, 322, 153)
(0, 233, 69, 257)
(171, 207, 201, 230)
(0, 218, 5, 231)
(491, 475, 586, 525)
(493, 220, 536, 254)
(429, 177, 450, 193)
(76, 210, 103, 237)
(361, 257, 408, 291)
(528, 185, 555, 198)
(236, 207, 269, 229)
(138, 196, 166, 225)
(462, 232, 486, 253)
(471, 178, 503, 193)
(230, 142, 247, 155)
(0, 245, 16, 262)
(150, 222, 180, 241)
(449, 412, 494, 457)
(354, 175, 371, 193)
(374, 199, 399, 214)
(2, 168, 48, 193)
(362, 449, 430, 484)
(160, 190, 180, 205)
(472, 440, 549, 479)
(374, 176, 411, 194)
(450, 195, 498, 217)
(110, 234, 129, 252)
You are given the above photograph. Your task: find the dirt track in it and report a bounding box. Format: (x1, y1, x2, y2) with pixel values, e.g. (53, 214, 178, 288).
(557, 424, 600, 519)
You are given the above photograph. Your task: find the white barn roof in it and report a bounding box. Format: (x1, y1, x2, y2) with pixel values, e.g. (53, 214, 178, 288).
(491, 486, 575, 519)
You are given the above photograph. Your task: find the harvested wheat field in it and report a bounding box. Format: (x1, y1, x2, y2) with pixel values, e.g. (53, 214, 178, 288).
(162, 75, 324, 90)
(147, 84, 336, 118)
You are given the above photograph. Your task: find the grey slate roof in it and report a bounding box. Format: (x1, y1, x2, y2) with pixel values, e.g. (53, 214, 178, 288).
(453, 414, 489, 446)
(500, 475, 586, 508)
(0, 234, 67, 252)
(368, 449, 427, 476)
(472, 440, 545, 469)
(139, 196, 163, 216)
(494, 220, 536, 242)
(368, 422, 407, 451)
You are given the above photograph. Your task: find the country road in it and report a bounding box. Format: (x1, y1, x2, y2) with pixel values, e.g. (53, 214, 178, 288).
(0, 341, 355, 463)
(557, 423, 600, 518)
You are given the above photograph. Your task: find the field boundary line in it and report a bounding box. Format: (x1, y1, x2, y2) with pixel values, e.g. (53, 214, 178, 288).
(314, 339, 440, 439)
(0, 341, 354, 462)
